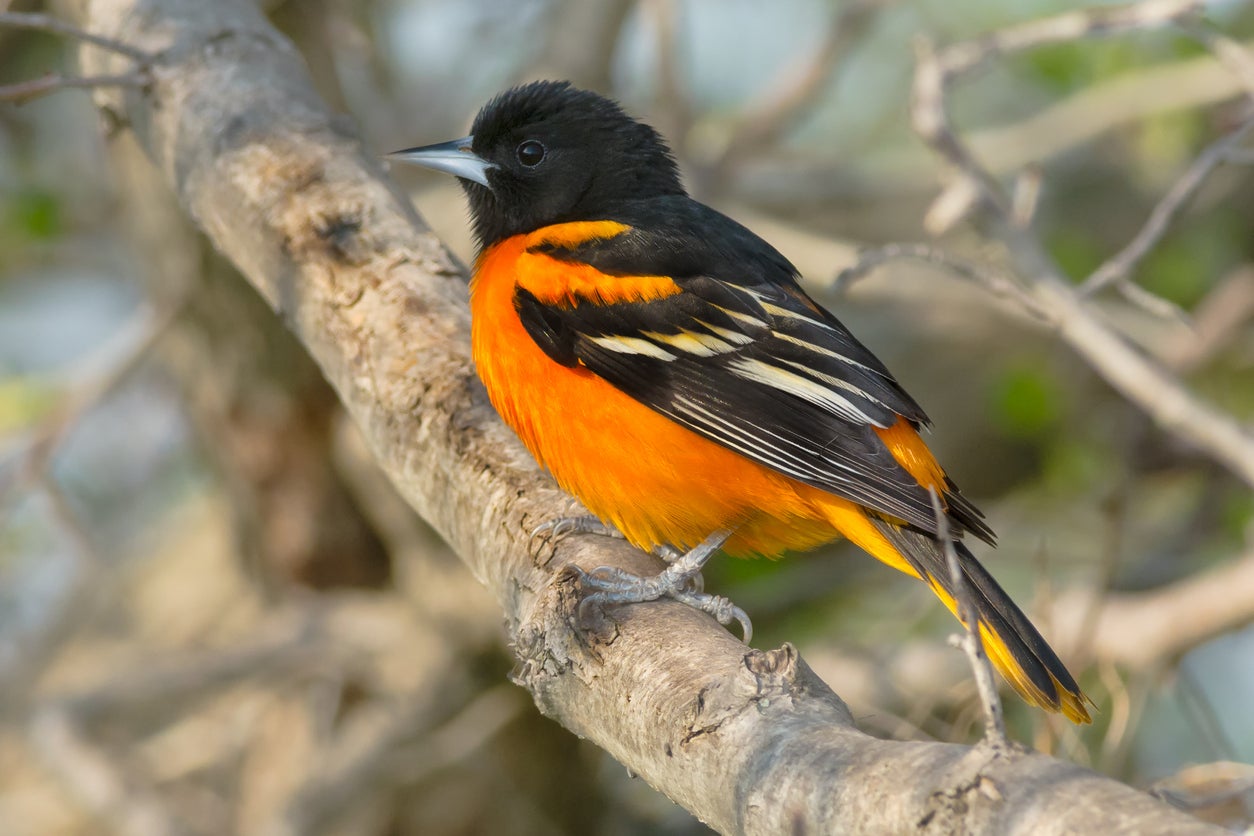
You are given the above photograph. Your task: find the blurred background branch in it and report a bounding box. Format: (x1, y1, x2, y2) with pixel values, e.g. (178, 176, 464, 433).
(908, 2, 1254, 490)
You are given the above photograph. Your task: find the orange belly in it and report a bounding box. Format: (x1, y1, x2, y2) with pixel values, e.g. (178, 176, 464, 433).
(472, 233, 846, 557)
(470, 229, 943, 566)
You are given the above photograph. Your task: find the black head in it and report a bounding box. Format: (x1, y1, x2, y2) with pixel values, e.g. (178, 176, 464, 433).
(390, 81, 685, 249)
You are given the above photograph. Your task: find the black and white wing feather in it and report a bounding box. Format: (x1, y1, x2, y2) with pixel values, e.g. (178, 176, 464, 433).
(517, 199, 993, 543)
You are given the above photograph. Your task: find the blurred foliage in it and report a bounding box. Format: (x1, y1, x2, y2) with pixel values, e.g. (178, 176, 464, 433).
(1195, 362, 1254, 421)
(0, 376, 57, 434)
(1140, 211, 1245, 308)
(1220, 491, 1254, 540)
(0, 185, 62, 267)
(1040, 436, 1121, 497)
(1046, 224, 1106, 281)
(6, 187, 63, 240)
(988, 359, 1066, 440)
(1025, 34, 1207, 94)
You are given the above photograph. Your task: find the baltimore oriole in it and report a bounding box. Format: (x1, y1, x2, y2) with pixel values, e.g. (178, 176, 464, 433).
(391, 80, 1091, 723)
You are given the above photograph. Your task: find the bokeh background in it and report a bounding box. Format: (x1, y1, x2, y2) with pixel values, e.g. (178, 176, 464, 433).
(2, 0, 1253, 832)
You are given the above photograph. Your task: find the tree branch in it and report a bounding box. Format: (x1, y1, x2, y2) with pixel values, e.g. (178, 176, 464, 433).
(1051, 550, 1254, 671)
(60, 0, 1222, 832)
(1078, 112, 1254, 299)
(935, 0, 1203, 78)
(909, 8, 1254, 491)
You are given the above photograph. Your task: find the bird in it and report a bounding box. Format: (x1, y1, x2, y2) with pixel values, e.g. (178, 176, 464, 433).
(389, 80, 1091, 723)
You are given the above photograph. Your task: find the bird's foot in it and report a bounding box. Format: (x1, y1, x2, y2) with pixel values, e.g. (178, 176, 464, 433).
(529, 514, 623, 557)
(577, 529, 751, 642)
(531, 514, 625, 542)
(529, 516, 688, 569)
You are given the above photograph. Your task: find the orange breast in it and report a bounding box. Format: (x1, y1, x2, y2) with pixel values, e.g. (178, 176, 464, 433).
(470, 224, 959, 560)
(471, 228, 838, 557)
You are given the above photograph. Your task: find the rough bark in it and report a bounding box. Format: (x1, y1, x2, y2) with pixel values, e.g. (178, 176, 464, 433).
(64, 0, 1220, 832)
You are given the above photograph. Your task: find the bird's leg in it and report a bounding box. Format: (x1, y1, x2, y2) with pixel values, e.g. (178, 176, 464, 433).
(531, 516, 689, 569)
(532, 515, 705, 600)
(650, 544, 684, 564)
(649, 544, 702, 591)
(529, 514, 623, 558)
(579, 529, 751, 642)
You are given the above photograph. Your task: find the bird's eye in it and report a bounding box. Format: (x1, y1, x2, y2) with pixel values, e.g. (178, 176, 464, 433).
(516, 139, 546, 167)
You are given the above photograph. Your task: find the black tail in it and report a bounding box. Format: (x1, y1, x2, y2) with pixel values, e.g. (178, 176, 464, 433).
(871, 520, 1091, 723)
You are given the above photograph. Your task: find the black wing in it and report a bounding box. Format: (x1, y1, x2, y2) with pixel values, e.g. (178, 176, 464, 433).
(519, 198, 993, 543)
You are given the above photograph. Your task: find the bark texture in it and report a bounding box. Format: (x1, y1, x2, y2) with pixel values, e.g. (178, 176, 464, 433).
(65, 0, 1221, 832)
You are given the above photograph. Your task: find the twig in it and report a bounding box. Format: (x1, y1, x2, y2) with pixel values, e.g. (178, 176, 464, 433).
(1079, 112, 1254, 297)
(0, 70, 149, 104)
(1082, 15, 1254, 317)
(937, 0, 1203, 79)
(1010, 163, 1043, 228)
(747, 42, 1254, 206)
(1074, 16, 1254, 316)
(967, 45, 1252, 175)
(832, 242, 1051, 320)
(1070, 475, 1131, 672)
(1115, 280, 1193, 324)
(0, 11, 150, 61)
(0, 12, 154, 106)
(929, 489, 1007, 750)
(1094, 661, 1136, 774)
(1178, 662, 1239, 762)
(913, 0, 1206, 212)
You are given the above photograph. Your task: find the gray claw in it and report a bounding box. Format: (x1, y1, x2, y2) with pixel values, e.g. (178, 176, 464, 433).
(571, 528, 750, 643)
(531, 515, 623, 546)
(673, 590, 753, 643)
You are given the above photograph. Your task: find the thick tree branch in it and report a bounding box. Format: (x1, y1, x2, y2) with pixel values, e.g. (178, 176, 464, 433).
(60, 0, 1221, 832)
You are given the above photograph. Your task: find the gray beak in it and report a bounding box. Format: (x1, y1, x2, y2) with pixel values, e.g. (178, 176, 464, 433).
(386, 136, 493, 187)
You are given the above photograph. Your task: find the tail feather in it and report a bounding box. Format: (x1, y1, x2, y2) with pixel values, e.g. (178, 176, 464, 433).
(869, 520, 1092, 724)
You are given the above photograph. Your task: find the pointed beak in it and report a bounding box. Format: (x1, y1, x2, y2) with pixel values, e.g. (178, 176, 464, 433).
(386, 136, 494, 187)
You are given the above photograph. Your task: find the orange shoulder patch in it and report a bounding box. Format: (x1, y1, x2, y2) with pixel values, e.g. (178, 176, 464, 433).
(524, 220, 630, 251)
(516, 221, 681, 308)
